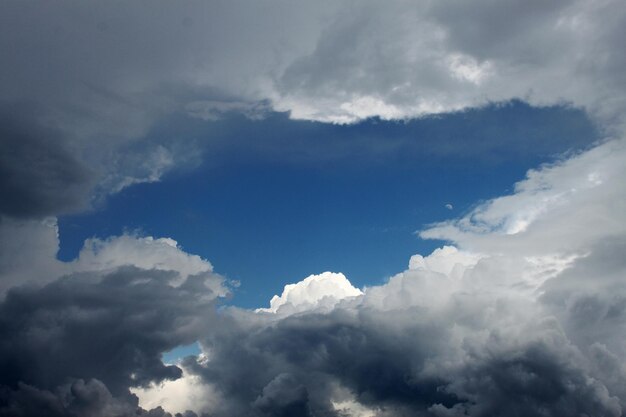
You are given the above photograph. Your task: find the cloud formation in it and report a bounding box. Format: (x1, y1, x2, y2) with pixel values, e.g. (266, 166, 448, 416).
(0, 228, 226, 416)
(3, 0, 624, 126)
(1, 0, 626, 416)
(257, 272, 362, 314)
(129, 135, 626, 416)
(1, 0, 624, 217)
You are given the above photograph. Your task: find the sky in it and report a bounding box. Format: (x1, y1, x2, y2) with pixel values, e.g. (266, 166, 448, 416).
(1, 1, 625, 417)
(57, 103, 598, 308)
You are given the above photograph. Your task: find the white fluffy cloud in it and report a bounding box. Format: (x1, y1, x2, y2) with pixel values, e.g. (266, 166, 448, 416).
(131, 366, 221, 416)
(257, 271, 363, 314)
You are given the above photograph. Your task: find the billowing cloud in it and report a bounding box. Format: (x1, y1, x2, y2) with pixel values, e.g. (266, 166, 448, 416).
(0, 266, 220, 416)
(0, 217, 226, 297)
(275, 0, 626, 124)
(2, 131, 626, 415)
(1, 0, 626, 416)
(1, 0, 625, 217)
(257, 272, 362, 314)
(2, 0, 623, 126)
(128, 130, 625, 415)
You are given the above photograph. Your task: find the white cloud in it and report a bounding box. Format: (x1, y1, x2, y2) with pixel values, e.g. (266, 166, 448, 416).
(420, 138, 626, 257)
(73, 234, 212, 282)
(257, 271, 362, 314)
(0, 223, 228, 297)
(408, 245, 480, 276)
(131, 366, 220, 416)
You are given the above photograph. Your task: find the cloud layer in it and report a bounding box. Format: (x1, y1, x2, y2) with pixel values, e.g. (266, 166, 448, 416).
(1, 0, 624, 217)
(1, 0, 626, 416)
(129, 136, 626, 416)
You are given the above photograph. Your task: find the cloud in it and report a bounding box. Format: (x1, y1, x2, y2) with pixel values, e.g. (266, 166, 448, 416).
(131, 367, 220, 416)
(0, 379, 140, 417)
(0, 222, 227, 416)
(0, 218, 227, 297)
(419, 138, 626, 256)
(1, 1, 626, 416)
(0, 217, 65, 294)
(171, 228, 624, 416)
(0, 106, 94, 219)
(1, 0, 623, 214)
(2, 130, 626, 416)
(0, 266, 220, 391)
(0, 265, 222, 416)
(134, 128, 625, 416)
(72, 234, 219, 290)
(257, 272, 362, 314)
(274, 0, 626, 124)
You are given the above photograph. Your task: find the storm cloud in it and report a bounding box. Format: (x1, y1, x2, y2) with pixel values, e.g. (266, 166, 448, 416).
(1, 0, 626, 416)
(0, 265, 222, 416)
(0, 105, 93, 218)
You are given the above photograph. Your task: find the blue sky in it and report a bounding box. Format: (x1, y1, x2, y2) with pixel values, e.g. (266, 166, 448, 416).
(57, 101, 597, 308)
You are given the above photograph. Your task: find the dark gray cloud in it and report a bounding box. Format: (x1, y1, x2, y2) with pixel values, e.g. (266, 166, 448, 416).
(0, 104, 94, 218)
(0, 266, 219, 416)
(177, 300, 622, 417)
(0, 379, 201, 417)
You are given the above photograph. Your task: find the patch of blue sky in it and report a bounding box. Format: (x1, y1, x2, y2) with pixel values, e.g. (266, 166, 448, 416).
(58, 101, 598, 309)
(161, 342, 202, 365)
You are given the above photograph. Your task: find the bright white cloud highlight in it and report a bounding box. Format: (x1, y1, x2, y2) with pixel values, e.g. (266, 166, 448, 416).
(131, 366, 220, 416)
(257, 271, 363, 314)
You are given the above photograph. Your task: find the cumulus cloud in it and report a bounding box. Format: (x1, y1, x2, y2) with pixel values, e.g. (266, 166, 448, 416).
(257, 272, 362, 314)
(138, 129, 625, 415)
(3, 134, 626, 416)
(274, 0, 626, 124)
(131, 367, 220, 416)
(1, 0, 626, 416)
(0, 265, 221, 416)
(171, 219, 625, 416)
